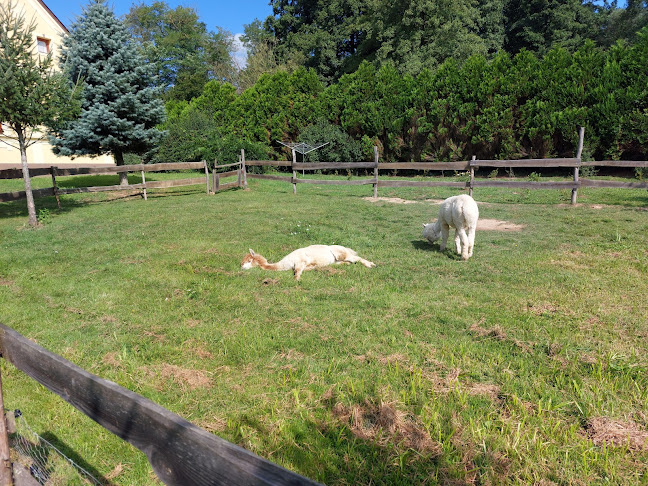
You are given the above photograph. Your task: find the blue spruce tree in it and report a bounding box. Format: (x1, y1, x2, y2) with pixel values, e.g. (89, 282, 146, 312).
(51, 0, 165, 185)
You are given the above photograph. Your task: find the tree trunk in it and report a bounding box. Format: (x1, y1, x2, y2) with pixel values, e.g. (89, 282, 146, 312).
(114, 150, 128, 186)
(18, 130, 38, 227)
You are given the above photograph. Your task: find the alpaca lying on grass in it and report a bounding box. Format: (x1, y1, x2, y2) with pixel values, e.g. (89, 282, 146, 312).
(423, 194, 479, 260)
(241, 245, 375, 280)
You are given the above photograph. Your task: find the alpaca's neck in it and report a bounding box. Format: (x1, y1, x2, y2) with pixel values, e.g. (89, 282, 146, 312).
(255, 255, 292, 271)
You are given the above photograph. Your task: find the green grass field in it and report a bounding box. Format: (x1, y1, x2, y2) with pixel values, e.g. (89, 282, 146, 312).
(1, 172, 647, 485)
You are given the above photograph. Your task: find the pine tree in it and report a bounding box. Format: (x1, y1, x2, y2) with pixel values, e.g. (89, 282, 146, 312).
(0, 1, 79, 226)
(51, 0, 166, 185)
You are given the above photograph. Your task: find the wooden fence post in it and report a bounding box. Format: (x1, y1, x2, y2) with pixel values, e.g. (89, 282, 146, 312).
(292, 149, 297, 194)
(469, 156, 476, 197)
(203, 160, 210, 194)
(572, 126, 585, 205)
(241, 149, 248, 189)
(373, 146, 379, 198)
(0, 367, 13, 486)
(141, 170, 147, 200)
(237, 154, 242, 188)
(50, 166, 61, 209)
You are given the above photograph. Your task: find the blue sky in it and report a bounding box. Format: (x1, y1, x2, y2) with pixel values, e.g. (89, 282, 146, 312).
(44, 0, 274, 36)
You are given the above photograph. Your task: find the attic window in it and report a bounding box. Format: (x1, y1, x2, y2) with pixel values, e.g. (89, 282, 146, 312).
(37, 37, 50, 54)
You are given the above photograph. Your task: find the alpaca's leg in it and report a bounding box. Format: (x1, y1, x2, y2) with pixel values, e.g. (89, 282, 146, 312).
(343, 254, 376, 268)
(293, 264, 305, 280)
(454, 231, 461, 254)
(456, 227, 470, 260)
(439, 224, 450, 251)
(467, 227, 475, 257)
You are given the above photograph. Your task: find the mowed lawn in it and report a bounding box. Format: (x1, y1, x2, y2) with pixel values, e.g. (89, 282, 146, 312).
(1, 173, 647, 485)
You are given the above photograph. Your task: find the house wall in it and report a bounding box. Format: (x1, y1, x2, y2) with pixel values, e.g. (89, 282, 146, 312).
(0, 0, 114, 167)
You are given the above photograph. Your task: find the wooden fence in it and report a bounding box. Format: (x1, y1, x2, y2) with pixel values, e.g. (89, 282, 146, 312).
(244, 136, 648, 204)
(0, 162, 210, 205)
(212, 151, 247, 193)
(0, 323, 320, 486)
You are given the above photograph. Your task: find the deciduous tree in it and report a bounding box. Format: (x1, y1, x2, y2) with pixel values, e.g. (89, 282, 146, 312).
(0, 1, 79, 226)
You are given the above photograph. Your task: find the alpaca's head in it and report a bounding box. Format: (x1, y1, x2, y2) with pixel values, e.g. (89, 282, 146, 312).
(241, 249, 261, 269)
(422, 223, 440, 243)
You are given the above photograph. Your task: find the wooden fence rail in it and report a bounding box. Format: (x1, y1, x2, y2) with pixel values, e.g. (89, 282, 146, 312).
(0, 162, 210, 205)
(212, 154, 247, 193)
(244, 130, 648, 203)
(0, 323, 320, 486)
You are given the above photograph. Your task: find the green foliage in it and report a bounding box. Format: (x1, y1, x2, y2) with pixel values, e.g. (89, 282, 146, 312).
(125, 1, 235, 101)
(156, 25, 648, 163)
(51, 0, 166, 167)
(298, 121, 367, 162)
(0, 0, 80, 226)
(0, 2, 80, 145)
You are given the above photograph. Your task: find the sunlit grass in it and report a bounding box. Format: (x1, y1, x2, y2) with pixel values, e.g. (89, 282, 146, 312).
(1, 174, 647, 484)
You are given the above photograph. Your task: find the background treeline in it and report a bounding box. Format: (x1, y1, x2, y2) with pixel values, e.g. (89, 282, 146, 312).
(118, 0, 648, 165)
(150, 33, 648, 165)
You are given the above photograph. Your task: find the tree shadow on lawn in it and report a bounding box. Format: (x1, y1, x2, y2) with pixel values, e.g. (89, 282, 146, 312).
(234, 410, 483, 485)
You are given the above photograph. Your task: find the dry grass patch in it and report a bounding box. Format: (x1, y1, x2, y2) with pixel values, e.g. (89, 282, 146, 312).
(145, 363, 213, 391)
(332, 400, 441, 456)
(102, 351, 121, 368)
(585, 417, 648, 451)
(469, 320, 534, 353)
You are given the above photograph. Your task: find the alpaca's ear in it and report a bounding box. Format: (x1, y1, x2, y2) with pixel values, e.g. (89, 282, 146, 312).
(249, 249, 255, 256)
(422, 223, 426, 228)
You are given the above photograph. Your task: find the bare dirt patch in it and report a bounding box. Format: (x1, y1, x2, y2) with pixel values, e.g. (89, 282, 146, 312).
(585, 417, 648, 451)
(363, 197, 524, 231)
(477, 219, 525, 231)
(363, 196, 420, 204)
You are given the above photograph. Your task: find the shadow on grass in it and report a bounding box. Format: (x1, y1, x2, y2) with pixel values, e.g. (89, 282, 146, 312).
(232, 412, 478, 485)
(411, 240, 463, 260)
(29, 431, 116, 486)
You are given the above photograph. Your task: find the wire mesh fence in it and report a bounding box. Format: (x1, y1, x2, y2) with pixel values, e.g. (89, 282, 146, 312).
(8, 409, 101, 485)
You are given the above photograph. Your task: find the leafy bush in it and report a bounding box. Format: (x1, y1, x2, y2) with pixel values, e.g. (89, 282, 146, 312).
(298, 121, 368, 162)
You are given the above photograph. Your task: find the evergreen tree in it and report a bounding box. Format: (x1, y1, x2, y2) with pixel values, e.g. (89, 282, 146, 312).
(0, 1, 80, 226)
(504, 0, 600, 55)
(50, 0, 166, 185)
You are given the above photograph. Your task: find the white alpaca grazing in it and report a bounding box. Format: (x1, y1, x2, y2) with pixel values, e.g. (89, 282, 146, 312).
(422, 194, 479, 260)
(241, 245, 375, 280)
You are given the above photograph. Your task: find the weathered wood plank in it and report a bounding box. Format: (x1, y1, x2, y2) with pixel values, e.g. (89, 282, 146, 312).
(57, 185, 140, 194)
(142, 178, 207, 189)
(212, 170, 239, 179)
(292, 162, 376, 170)
(213, 162, 242, 170)
(580, 179, 648, 189)
(214, 181, 240, 192)
(0, 168, 53, 179)
(246, 174, 293, 182)
(295, 178, 376, 186)
(0, 187, 55, 202)
(0, 323, 321, 486)
(378, 162, 470, 171)
(472, 180, 579, 189)
(245, 160, 293, 167)
(581, 160, 648, 168)
(471, 158, 580, 168)
(50, 162, 205, 176)
(378, 180, 468, 188)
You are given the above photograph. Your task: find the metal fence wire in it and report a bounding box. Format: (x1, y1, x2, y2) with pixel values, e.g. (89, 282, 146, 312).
(8, 409, 101, 485)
